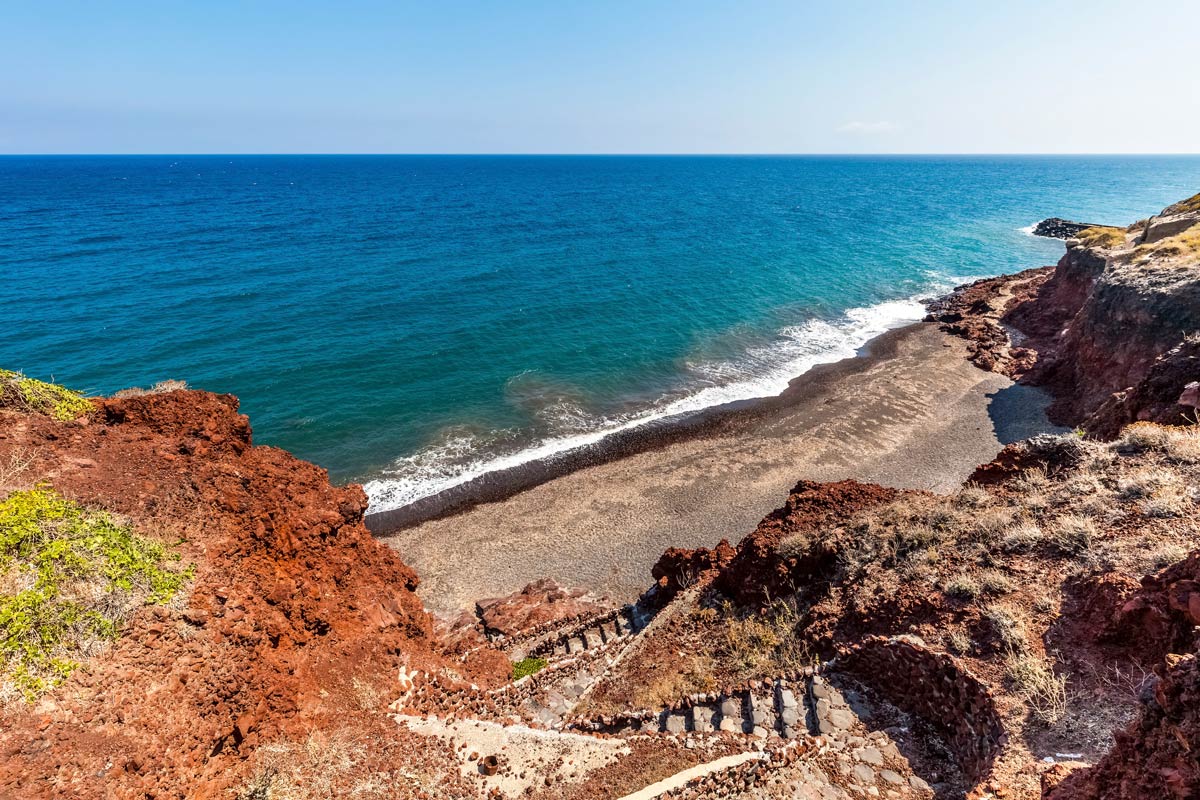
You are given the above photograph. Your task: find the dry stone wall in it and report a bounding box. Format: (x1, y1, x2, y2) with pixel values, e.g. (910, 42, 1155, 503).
(839, 636, 1006, 783)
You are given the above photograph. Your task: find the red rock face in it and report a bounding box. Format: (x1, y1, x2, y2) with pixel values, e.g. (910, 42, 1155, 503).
(934, 200, 1200, 437)
(1018, 241, 1200, 429)
(715, 479, 900, 608)
(1046, 650, 1200, 800)
(1103, 549, 1200, 664)
(0, 390, 508, 799)
(651, 540, 736, 599)
(474, 578, 615, 639)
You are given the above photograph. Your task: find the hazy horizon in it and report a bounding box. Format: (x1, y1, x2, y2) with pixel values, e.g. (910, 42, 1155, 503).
(6, 1, 1199, 155)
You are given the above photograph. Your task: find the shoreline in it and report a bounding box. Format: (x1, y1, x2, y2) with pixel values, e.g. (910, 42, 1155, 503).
(377, 320, 1066, 615)
(365, 319, 922, 534)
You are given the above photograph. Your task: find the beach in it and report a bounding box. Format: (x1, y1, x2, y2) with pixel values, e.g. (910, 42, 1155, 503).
(376, 321, 1065, 616)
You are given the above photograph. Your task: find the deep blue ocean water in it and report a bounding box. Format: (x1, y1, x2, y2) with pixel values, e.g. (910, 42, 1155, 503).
(3, 155, 1199, 510)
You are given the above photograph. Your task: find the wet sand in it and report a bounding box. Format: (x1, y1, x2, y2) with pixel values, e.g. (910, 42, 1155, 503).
(376, 322, 1064, 616)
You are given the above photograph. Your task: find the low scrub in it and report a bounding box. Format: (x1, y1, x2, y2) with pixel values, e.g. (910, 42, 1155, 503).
(511, 656, 547, 680)
(0, 487, 193, 700)
(112, 379, 188, 399)
(1074, 226, 1126, 249)
(715, 598, 811, 678)
(1005, 650, 1068, 725)
(0, 370, 92, 421)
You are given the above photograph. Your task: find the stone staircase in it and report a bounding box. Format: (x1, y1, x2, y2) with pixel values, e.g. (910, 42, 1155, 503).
(573, 671, 940, 797)
(570, 669, 852, 740)
(528, 604, 652, 660)
(488, 600, 666, 727)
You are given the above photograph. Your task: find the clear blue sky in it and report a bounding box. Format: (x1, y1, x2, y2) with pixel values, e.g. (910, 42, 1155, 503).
(5, 0, 1198, 154)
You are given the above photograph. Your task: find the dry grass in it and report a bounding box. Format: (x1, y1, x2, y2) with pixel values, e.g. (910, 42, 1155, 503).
(946, 629, 972, 655)
(984, 606, 1028, 653)
(1133, 223, 1200, 262)
(0, 449, 36, 492)
(1119, 421, 1200, 463)
(955, 484, 994, 509)
(713, 598, 812, 679)
(1074, 226, 1127, 249)
(1140, 543, 1188, 574)
(238, 730, 391, 800)
(1000, 522, 1044, 553)
(1046, 514, 1097, 559)
(1005, 650, 1069, 725)
(112, 379, 189, 399)
(943, 574, 980, 599)
(979, 570, 1015, 596)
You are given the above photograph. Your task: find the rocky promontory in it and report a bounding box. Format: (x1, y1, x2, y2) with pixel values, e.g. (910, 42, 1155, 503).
(1031, 218, 1105, 239)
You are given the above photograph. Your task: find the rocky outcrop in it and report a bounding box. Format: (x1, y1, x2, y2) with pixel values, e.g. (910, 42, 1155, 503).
(934, 192, 1200, 435)
(652, 540, 736, 600)
(1032, 218, 1105, 240)
(0, 390, 509, 799)
(474, 578, 615, 641)
(926, 266, 1053, 375)
(1085, 338, 1200, 437)
(714, 479, 900, 608)
(1103, 549, 1200, 663)
(1046, 650, 1200, 800)
(1138, 193, 1200, 244)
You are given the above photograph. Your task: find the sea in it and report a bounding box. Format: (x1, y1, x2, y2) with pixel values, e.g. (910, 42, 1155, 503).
(3, 155, 1199, 513)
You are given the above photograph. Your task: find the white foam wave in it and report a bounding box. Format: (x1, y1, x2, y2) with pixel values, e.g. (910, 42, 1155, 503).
(363, 293, 934, 514)
(1019, 223, 1038, 236)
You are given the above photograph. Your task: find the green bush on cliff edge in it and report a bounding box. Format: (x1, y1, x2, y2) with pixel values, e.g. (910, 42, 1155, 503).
(0, 487, 194, 701)
(0, 369, 93, 421)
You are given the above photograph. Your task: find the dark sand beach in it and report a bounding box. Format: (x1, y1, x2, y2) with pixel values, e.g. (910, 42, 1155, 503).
(376, 322, 1065, 616)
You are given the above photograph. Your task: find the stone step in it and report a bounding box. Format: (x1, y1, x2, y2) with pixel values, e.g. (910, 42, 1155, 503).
(598, 674, 864, 743)
(533, 603, 649, 660)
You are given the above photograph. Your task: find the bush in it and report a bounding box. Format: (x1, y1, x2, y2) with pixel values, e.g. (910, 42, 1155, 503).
(979, 570, 1015, 595)
(511, 656, 547, 680)
(943, 575, 980, 599)
(1048, 514, 1096, 557)
(0, 370, 92, 421)
(1118, 422, 1172, 453)
(1005, 650, 1068, 725)
(985, 606, 1028, 653)
(716, 598, 810, 678)
(0, 487, 193, 700)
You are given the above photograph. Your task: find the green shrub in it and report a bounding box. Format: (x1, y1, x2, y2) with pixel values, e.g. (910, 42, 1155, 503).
(0, 487, 193, 700)
(0, 370, 93, 421)
(511, 656, 547, 680)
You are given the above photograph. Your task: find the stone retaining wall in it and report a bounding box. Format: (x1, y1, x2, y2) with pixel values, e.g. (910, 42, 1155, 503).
(839, 636, 1006, 783)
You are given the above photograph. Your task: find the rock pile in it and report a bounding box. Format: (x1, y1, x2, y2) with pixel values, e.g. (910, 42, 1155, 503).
(1032, 218, 1103, 239)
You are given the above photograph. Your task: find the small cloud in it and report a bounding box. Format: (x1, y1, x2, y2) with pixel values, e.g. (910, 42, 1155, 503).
(837, 121, 898, 134)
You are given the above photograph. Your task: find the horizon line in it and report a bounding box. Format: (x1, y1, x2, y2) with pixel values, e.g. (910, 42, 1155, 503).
(3, 152, 1200, 158)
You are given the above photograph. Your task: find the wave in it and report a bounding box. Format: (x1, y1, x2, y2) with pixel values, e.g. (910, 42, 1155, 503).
(362, 291, 940, 514)
(1019, 223, 1038, 236)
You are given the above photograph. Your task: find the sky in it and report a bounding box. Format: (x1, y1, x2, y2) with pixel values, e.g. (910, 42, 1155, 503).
(4, 0, 1199, 154)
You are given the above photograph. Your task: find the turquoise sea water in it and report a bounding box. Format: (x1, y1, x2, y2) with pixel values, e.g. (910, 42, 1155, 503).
(3, 155, 1199, 511)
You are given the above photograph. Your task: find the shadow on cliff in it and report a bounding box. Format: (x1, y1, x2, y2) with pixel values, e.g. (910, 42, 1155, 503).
(985, 383, 1070, 445)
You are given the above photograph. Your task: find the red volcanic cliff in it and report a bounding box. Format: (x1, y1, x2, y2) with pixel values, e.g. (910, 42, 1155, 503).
(931, 193, 1200, 436)
(0, 390, 507, 799)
